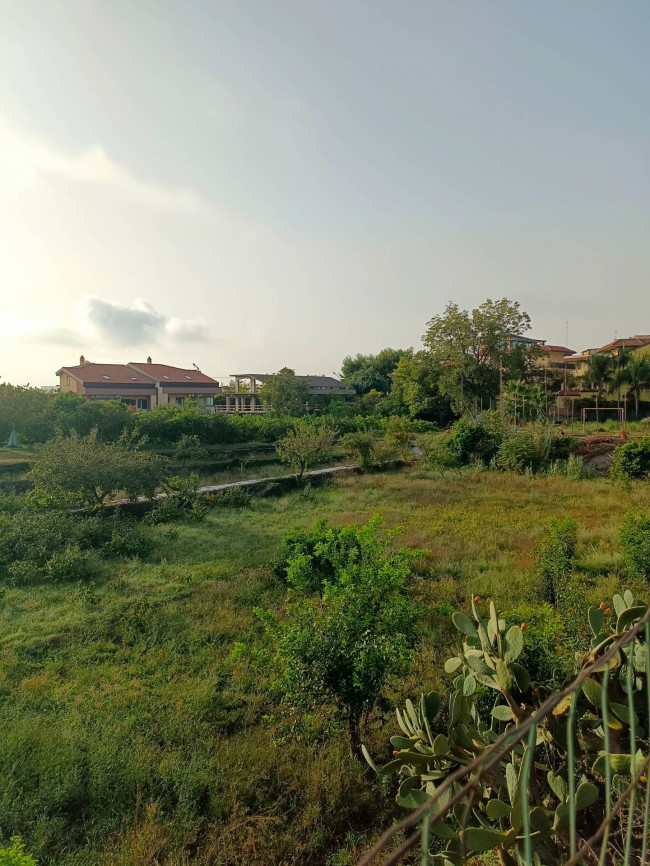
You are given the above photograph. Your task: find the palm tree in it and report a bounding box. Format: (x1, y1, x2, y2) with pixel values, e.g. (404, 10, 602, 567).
(621, 357, 650, 420)
(608, 347, 633, 410)
(582, 353, 613, 422)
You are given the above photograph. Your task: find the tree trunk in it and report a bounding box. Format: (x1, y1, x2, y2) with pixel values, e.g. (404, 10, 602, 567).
(636, 392, 640, 421)
(348, 713, 362, 758)
(596, 391, 600, 423)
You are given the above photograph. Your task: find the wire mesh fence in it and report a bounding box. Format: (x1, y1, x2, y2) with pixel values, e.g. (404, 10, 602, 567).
(357, 605, 650, 866)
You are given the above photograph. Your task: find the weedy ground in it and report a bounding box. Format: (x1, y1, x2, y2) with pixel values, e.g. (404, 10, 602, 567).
(0, 469, 647, 866)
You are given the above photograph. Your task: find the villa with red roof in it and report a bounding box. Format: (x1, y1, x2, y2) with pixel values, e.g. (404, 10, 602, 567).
(55, 356, 221, 411)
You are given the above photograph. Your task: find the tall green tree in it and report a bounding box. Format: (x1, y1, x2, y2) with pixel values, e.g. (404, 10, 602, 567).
(581, 353, 614, 422)
(391, 350, 454, 424)
(620, 357, 650, 420)
(423, 299, 533, 413)
(341, 348, 407, 396)
(260, 368, 309, 416)
(607, 347, 633, 409)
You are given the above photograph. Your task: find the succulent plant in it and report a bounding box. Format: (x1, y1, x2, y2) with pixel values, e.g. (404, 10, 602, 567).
(364, 590, 649, 865)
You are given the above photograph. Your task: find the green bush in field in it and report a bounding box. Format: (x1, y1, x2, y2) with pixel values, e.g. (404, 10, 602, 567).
(259, 517, 418, 755)
(146, 474, 207, 524)
(30, 430, 168, 506)
(495, 430, 537, 473)
(0, 510, 152, 585)
(174, 433, 208, 461)
(204, 486, 252, 509)
(535, 516, 577, 607)
(419, 432, 462, 476)
(0, 837, 37, 866)
(269, 517, 411, 594)
(448, 420, 499, 465)
(619, 510, 650, 579)
(611, 436, 650, 481)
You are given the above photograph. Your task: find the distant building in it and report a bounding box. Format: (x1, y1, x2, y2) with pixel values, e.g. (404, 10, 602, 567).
(55, 356, 221, 411)
(224, 373, 353, 413)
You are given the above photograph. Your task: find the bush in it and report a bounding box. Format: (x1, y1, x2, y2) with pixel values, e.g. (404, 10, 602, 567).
(495, 430, 537, 473)
(269, 519, 365, 592)
(535, 516, 577, 607)
(30, 430, 168, 506)
(174, 434, 208, 461)
(146, 474, 207, 524)
(611, 436, 650, 481)
(619, 511, 650, 579)
(204, 486, 252, 509)
(259, 517, 418, 753)
(0, 510, 152, 584)
(0, 837, 37, 866)
(448, 420, 499, 465)
(419, 433, 461, 476)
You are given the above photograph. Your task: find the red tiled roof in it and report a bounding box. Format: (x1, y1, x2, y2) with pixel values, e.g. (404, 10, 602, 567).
(56, 363, 155, 385)
(128, 362, 219, 385)
(542, 345, 575, 355)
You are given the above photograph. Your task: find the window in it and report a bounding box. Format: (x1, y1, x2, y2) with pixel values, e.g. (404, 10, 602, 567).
(184, 375, 192, 380)
(136, 398, 149, 410)
(102, 375, 111, 380)
(66, 376, 70, 386)
(162, 375, 170, 379)
(130, 376, 138, 381)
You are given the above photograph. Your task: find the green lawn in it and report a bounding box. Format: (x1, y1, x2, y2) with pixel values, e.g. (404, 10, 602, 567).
(1, 469, 647, 865)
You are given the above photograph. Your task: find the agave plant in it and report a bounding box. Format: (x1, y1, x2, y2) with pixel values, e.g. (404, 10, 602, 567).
(364, 591, 649, 866)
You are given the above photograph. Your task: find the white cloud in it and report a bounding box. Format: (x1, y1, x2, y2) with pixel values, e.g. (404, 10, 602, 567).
(0, 314, 82, 346)
(0, 121, 210, 215)
(76, 296, 208, 344)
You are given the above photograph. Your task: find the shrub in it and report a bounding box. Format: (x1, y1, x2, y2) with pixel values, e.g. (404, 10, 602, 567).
(611, 436, 650, 481)
(269, 519, 366, 592)
(276, 420, 336, 481)
(43, 545, 100, 583)
(535, 516, 577, 607)
(619, 511, 650, 579)
(448, 420, 499, 465)
(0, 510, 152, 584)
(341, 431, 378, 469)
(174, 434, 208, 461)
(204, 486, 252, 509)
(0, 837, 37, 866)
(419, 433, 461, 476)
(30, 430, 168, 506)
(146, 474, 207, 524)
(495, 430, 537, 473)
(383, 416, 415, 461)
(259, 517, 419, 754)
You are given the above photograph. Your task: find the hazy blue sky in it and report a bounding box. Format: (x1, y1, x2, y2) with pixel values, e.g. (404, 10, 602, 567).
(1, 0, 649, 384)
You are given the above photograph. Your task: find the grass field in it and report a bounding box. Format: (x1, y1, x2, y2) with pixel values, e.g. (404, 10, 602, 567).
(1, 468, 648, 865)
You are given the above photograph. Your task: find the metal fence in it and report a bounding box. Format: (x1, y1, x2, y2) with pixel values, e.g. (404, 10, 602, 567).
(357, 607, 650, 866)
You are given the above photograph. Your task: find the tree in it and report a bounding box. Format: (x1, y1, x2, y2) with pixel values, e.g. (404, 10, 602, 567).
(259, 517, 418, 755)
(341, 349, 407, 396)
(30, 430, 169, 506)
(391, 350, 454, 424)
(620, 357, 650, 420)
(0, 383, 53, 443)
(607, 347, 633, 409)
(276, 419, 336, 481)
(260, 368, 309, 416)
(48, 392, 135, 441)
(423, 299, 533, 412)
(581, 353, 613, 422)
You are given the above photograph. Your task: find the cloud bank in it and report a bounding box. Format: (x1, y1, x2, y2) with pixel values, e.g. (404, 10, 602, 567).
(76, 297, 208, 345)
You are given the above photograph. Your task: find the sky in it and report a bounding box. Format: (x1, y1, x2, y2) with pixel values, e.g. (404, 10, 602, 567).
(1, 0, 649, 386)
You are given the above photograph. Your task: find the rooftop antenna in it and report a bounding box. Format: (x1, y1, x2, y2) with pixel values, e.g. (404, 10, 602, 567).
(192, 362, 200, 371)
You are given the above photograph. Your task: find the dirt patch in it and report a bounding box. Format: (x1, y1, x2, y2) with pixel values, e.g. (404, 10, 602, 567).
(572, 435, 622, 475)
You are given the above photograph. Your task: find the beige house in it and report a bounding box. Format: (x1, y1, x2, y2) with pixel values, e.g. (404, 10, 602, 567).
(56, 356, 221, 411)
(222, 373, 353, 413)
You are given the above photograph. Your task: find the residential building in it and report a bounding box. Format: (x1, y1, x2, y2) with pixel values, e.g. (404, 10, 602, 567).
(224, 373, 353, 413)
(55, 356, 221, 410)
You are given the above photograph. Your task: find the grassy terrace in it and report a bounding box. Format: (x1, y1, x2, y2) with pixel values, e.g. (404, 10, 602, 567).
(1, 469, 648, 865)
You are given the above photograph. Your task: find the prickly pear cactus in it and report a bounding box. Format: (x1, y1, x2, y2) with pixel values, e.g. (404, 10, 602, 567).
(363, 591, 649, 865)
